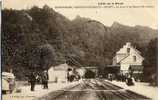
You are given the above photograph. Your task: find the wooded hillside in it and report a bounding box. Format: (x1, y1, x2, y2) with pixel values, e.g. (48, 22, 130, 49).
(2, 5, 158, 80)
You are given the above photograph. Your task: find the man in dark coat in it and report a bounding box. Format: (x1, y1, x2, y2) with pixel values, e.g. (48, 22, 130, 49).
(42, 70, 49, 89)
(29, 71, 37, 91)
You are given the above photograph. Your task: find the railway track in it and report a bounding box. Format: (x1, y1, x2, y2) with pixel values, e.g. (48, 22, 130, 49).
(34, 81, 87, 100)
(34, 79, 151, 100)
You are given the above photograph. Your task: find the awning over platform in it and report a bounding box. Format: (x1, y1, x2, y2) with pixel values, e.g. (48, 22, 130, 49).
(129, 65, 143, 71)
(104, 65, 120, 74)
(106, 65, 120, 67)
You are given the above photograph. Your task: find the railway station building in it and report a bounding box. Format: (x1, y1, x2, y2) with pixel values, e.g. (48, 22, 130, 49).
(111, 42, 144, 80)
(48, 63, 72, 83)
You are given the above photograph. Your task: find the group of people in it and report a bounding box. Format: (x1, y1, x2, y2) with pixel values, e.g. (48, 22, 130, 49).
(28, 70, 49, 91)
(67, 69, 81, 82)
(126, 76, 135, 86)
(108, 73, 135, 86)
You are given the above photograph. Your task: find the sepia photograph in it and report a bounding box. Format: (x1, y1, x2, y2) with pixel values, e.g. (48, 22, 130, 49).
(1, 0, 158, 100)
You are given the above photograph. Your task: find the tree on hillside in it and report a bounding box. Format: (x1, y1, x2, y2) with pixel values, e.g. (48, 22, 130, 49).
(38, 44, 57, 70)
(143, 38, 158, 84)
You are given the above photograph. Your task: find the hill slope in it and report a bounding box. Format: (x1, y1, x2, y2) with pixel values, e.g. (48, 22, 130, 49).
(2, 5, 158, 79)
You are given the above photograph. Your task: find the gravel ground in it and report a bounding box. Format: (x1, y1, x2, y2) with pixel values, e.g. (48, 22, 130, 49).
(35, 79, 150, 100)
(110, 80, 158, 100)
(3, 79, 155, 100)
(2, 81, 80, 100)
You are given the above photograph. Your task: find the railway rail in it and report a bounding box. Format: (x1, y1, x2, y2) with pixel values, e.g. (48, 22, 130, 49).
(34, 79, 151, 100)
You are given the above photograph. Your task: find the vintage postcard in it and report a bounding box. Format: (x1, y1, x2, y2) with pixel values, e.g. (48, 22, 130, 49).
(1, 0, 158, 100)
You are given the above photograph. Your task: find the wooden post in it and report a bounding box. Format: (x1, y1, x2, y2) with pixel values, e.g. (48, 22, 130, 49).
(156, 39, 158, 86)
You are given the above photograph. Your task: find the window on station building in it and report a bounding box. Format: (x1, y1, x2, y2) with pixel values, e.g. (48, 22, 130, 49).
(127, 48, 130, 53)
(133, 56, 136, 62)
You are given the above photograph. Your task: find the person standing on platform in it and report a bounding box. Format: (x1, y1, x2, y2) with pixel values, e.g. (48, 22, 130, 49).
(29, 71, 37, 91)
(42, 70, 49, 89)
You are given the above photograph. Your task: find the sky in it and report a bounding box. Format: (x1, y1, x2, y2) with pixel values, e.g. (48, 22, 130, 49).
(3, 0, 158, 29)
